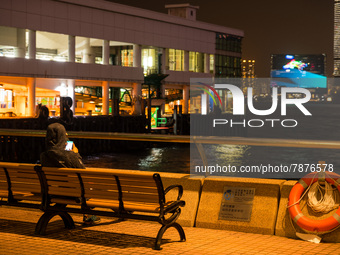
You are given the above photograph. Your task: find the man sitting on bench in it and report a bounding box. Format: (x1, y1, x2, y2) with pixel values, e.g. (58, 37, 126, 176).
(40, 122, 100, 225)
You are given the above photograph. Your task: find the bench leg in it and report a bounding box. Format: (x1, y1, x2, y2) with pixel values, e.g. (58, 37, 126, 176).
(35, 211, 75, 235)
(154, 222, 186, 250)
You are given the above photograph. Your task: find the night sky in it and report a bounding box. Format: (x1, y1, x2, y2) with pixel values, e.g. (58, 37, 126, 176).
(108, 0, 334, 77)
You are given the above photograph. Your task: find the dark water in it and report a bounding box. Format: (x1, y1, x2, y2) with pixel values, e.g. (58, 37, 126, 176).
(83, 103, 340, 179)
(83, 144, 191, 173)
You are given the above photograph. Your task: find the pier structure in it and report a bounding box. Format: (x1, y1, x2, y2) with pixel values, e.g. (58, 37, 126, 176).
(0, 0, 243, 123)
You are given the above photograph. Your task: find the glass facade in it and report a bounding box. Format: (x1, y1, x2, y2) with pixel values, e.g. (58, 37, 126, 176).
(189, 51, 204, 72)
(215, 33, 242, 53)
(169, 49, 184, 71)
(121, 48, 133, 67)
(0, 26, 24, 58)
(36, 96, 59, 109)
(37, 31, 68, 62)
(0, 89, 13, 109)
(75, 37, 106, 64)
(215, 33, 242, 78)
(215, 55, 242, 78)
(210, 54, 214, 73)
(142, 48, 157, 75)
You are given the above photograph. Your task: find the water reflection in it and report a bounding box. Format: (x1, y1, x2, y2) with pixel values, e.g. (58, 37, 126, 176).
(204, 144, 250, 166)
(83, 145, 191, 173)
(191, 144, 340, 179)
(84, 142, 339, 179)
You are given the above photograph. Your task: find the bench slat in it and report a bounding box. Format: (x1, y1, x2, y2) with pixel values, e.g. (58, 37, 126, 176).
(118, 178, 156, 186)
(47, 181, 80, 188)
(7, 172, 39, 179)
(6, 167, 36, 172)
(121, 192, 160, 204)
(112, 173, 155, 180)
(81, 176, 117, 185)
(85, 190, 119, 200)
(0, 169, 8, 191)
(50, 197, 81, 205)
(85, 199, 120, 209)
(6, 168, 35, 172)
(83, 183, 118, 191)
(12, 188, 41, 194)
(11, 181, 41, 187)
(0, 190, 8, 198)
(119, 185, 158, 194)
(123, 202, 160, 213)
(0, 184, 7, 191)
(48, 186, 81, 197)
(5, 167, 35, 172)
(13, 193, 42, 201)
(11, 183, 41, 193)
(45, 175, 79, 182)
(9, 177, 40, 184)
(0, 163, 36, 169)
(0, 169, 7, 177)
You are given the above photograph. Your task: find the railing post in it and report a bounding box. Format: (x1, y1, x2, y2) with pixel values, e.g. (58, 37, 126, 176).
(192, 136, 209, 177)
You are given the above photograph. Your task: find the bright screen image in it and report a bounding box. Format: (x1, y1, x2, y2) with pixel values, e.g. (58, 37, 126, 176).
(271, 54, 327, 88)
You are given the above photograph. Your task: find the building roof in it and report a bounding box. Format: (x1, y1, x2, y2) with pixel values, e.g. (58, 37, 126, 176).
(56, 0, 244, 37)
(165, 4, 200, 10)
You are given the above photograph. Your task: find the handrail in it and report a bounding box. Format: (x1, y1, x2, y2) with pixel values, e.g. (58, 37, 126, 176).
(1, 128, 340, 149)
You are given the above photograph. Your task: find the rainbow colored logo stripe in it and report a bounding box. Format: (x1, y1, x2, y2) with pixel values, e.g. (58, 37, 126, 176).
(193, 83, 222, 115)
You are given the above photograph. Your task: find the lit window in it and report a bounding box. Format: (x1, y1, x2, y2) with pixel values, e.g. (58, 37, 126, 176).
(169, 49, 184, 71)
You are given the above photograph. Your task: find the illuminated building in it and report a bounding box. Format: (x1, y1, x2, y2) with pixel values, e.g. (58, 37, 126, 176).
(335, 0, 340, 76)
(241, 60, 255, 78)
(240, 59, 256, 98)
(0, 0, 243, 117)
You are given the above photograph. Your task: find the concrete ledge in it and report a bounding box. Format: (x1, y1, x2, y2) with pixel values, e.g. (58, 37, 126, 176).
(160, 173, 204, 227)
(275, 180, 340, 242)
(196, 177, 285, 235)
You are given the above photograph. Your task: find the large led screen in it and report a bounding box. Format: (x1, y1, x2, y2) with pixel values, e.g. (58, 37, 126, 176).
(271, 54, 326, 88)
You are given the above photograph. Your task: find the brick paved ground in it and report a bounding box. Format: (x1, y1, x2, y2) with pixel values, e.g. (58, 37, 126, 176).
(1, 206, 340, 255)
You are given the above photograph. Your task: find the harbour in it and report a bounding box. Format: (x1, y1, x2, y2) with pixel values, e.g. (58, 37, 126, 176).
(1, 102, 340, 179)
(1, 0, 340, 250)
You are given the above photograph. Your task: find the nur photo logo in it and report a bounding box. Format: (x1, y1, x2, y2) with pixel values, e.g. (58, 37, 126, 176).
(192, 80, 313, 128)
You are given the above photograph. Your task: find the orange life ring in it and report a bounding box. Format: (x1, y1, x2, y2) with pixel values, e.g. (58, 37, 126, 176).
(288, 172, 340, 232)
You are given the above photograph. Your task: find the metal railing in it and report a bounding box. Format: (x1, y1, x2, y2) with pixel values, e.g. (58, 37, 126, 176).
(1, 128, 340, 149)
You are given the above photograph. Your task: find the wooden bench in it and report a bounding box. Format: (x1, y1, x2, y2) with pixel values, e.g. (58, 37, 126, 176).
(0, 163, 186, 250)
(0, 163, 42, 208)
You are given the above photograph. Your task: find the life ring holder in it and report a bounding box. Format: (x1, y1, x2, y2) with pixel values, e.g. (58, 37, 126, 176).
(288, 172, 340, 233)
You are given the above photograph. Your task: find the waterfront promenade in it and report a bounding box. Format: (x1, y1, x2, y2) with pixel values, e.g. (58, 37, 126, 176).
(1, 206, 339, 255)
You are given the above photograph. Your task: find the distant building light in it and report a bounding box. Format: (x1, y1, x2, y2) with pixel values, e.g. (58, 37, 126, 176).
(56, 83, 67, 96)
(285, 55, 294, 59)
(75, 87, 83, 93)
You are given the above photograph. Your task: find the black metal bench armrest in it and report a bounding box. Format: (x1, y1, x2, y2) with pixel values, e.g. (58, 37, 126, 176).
(163, 200, 185, 214)
(164, 185, 183, 201)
